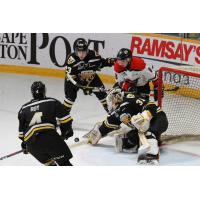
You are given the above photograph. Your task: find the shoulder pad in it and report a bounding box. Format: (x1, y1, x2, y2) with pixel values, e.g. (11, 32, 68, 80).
(130, 57, 146, 71)
(114, 62, 126, 73)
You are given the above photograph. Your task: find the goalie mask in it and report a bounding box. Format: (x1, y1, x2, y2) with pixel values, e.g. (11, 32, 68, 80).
(106, 88, 123, 113)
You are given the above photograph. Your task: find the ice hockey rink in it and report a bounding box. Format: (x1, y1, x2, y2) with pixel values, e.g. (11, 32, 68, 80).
(1, 72, 200, 166)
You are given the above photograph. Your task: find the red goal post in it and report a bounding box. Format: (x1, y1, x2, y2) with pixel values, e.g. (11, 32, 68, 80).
(157, 66, 200, 142)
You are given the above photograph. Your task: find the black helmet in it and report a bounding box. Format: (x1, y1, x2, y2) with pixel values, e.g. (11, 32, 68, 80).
(73, 38, 88, 52)
(31, 81, 46, 100)
(117, 48, 132, 60)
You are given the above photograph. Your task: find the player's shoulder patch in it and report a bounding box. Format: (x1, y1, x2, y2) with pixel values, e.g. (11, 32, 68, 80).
(67, 55, 76, 65)
(126, 93, 136, 99)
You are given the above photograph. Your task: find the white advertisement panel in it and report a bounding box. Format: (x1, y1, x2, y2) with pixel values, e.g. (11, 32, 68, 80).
(0, 33, 132, 75)
(1, 33, 200, 76)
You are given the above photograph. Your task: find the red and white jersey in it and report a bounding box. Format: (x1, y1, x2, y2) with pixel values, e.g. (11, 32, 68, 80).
(114, 57, 158, 91)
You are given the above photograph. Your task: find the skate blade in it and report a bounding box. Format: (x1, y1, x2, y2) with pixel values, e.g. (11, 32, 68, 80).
(137, 160, 159, 166)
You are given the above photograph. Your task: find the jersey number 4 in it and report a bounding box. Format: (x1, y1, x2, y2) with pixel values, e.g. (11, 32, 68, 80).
(29, 112, 43, 126)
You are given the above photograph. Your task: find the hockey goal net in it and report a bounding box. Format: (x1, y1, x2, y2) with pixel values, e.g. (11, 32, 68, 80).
(157, 66, 200, 143)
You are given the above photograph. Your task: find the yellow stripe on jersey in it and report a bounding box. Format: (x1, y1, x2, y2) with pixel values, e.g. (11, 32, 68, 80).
(18, 133, 24, 139)
(146, 102, 156, 106)
(157, 109, 163, 113)
(44, 159, 56, 166)
(104, 119, 119, 129)
(24, 126, 55, 142)
(63, 101, 73, 108)
(59, 117, 73, 124)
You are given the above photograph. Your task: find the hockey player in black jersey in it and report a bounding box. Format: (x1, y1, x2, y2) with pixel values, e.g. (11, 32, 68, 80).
(18, 81, 73, 166)
(64, 38, 115, 114)
(87, 88, 168, 165)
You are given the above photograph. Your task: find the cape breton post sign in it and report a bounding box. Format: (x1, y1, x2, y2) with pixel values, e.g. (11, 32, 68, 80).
(0, 33, 105, 68)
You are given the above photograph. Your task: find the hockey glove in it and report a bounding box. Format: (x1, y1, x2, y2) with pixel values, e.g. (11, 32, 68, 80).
(21, 142, 28, 154)
(61, 126, 74, 140)
(131, 110, 152, 132)
(121, 81, 130, 91)
(121, 80, 135, 92)
(106, 58, 116, 66)
(120, 113, 132, 126)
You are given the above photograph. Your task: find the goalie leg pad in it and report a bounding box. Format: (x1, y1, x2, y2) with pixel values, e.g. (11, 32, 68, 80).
(146, 132, 159, 155)
(137, 132, 160, 165)
(115, 134, 124, 153)
(114, 133, 139, 153)
(88, 123, 102, 145)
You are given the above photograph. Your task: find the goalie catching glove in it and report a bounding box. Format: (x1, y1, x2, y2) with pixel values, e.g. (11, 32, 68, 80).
(131, 110, 152, 132)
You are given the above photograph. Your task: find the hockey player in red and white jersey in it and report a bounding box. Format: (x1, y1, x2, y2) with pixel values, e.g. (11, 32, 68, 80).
(114, 48, 159, 101)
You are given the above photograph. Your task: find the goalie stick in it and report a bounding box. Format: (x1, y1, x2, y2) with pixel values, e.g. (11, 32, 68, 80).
(0, 149, 23, 161)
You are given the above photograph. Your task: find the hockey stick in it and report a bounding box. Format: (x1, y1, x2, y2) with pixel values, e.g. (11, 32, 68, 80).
(0, 149, 23, 161)
(67, 73, 109, 93)
(68, 72, 180, 94)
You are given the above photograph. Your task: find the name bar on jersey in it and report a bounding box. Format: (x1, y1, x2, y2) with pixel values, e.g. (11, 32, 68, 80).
(22, 99, 56, 110)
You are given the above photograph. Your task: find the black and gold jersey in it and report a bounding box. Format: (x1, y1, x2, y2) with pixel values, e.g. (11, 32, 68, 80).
(18, 97, 72, 142)
(65, 50, 113, 81)
(99, 94, 162, 136)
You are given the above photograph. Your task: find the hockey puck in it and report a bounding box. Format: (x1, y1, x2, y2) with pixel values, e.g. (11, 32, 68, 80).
(74, 137, 79, 142)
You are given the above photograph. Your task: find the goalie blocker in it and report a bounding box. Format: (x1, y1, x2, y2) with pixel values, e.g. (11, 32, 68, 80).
(87, 89, 168, 164)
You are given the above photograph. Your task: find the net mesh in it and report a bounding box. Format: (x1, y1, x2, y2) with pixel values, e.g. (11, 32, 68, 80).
(159, 66, 200, 143)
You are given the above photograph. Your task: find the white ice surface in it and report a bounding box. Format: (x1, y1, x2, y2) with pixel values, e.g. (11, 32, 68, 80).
(0, 73, 200, 166)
